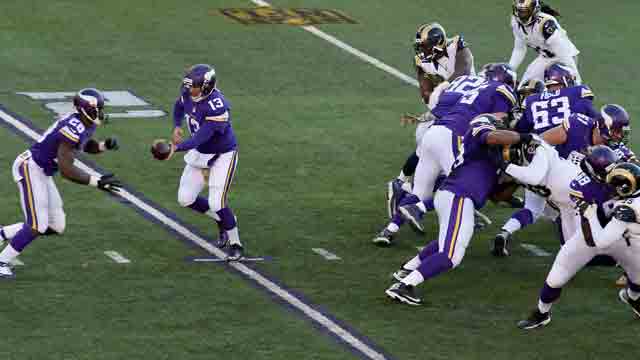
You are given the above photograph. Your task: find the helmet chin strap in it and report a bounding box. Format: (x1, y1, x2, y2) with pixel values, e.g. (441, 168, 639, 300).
(80, 108, 101, 126)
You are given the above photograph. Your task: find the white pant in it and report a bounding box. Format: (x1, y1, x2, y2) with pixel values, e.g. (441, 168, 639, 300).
(434, 190, 475, 267)
(519, 55, 582, 87)
(11, 153, 65, 234)
(413, 126, 461, 200)
(178, 150, 238, 212)
(546, 224, 640, 288)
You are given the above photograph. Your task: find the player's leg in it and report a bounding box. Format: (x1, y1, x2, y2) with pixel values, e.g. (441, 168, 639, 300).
(557, 55, 581, 85)
(608, 242, 640, 317)
(177, 164, 226, 239)
(518, 230, 597, 329)
(0, 159, 49, 277)
(208, 150, 241, 259)
(44, 177, 65, 235)
(519, 56, 548, 87)
(493, 189, 546, 257)
(0, 223, 24, 243)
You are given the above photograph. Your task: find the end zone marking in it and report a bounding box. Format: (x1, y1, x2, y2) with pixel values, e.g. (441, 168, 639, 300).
(0, 106, 393, 360)
(312, 248, 341, 261)
(104, 250, 131, 263)
(520, 243, 552, 257)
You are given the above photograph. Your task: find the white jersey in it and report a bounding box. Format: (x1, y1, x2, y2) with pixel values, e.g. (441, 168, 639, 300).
(415, 35, 475, 83)
(508, 13, 579, 71)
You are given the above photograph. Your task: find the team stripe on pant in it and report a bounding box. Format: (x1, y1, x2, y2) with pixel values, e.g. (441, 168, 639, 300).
(19, 161, 38, 231)
(451, 135, 462, 159)
(220, 151, 238, 210)
(444, 195, 465, 259)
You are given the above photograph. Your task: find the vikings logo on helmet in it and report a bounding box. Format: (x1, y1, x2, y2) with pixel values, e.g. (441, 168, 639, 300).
(73, 88, 106, 125)
(581, 145, 619, 183)
(182, 64, 217, 102)
(414, 23, 447, 62)
(598, 104, 631, 145)
(607, 162, 640, 198)
(513, 0, 540, 26)
(544, 63, 576, 89)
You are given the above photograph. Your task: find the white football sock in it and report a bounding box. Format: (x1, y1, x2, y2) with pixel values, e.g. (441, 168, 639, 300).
(385, 223, 400, 233)
(628, 288, 640, 301)
(503, 218, 522, 234)
(227, 227, 242, 246)
(0, 223, 23, 241)
(537, 299, 552, 314)
(0, 244, 20, 264)
(404, 255, 422, 271)
(401, 270, 424, 287)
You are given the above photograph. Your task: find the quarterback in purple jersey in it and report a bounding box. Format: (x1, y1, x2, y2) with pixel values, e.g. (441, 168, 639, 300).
(385, 114, 533, 305)
(164, 64, 243, 261)
(0, 88, 121, 279)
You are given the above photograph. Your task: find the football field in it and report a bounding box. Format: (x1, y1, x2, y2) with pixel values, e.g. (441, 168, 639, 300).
(1, 1, 639, 359)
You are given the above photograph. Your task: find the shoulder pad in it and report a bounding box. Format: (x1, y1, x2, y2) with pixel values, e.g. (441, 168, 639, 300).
(541, 18, 558, 40)
(496, 85, 517, 106)
(614, 205, 638, 223)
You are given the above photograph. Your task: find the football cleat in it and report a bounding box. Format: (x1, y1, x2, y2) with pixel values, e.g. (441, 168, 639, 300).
(392, 267, 412, 282)
(386, 179, 405, 219)
(226, 244, 244, 261)
(491, 230, 512, 257)
(214, 231, 230, 249)
(0, 262, 15, 279)
(385, 282, 422, 306)
(618, 289, 640, 319)
(399, 204, 425, 234)
(372, 229, 394, 247)
(517, 309, 551, 330)
(474, 210, 492, 230)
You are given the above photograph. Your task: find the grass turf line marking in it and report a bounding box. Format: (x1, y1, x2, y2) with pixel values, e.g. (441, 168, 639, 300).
(192, 257, 267, 263)
(250, 0, 419, 88)
(0, 108, 392, 360)
(312, 248, 341, 261)
(520, 243, 552, 257)
(104, 250, 131, 264)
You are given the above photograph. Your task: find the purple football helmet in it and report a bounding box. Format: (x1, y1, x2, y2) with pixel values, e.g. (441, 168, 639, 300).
(544, 63, 576, 89)
(598, 104, 631, 144)
(581, 145, 619, 182)
(73, 88, 105, 125)
(482, 63, 517, 90)
(182, 64, 217, 102)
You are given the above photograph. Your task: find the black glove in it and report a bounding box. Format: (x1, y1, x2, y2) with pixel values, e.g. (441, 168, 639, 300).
(105, 137, 119, 151)
(517, 133, 534, 146)
(97, 173, 122, 193)
(488, 146, 509, 171)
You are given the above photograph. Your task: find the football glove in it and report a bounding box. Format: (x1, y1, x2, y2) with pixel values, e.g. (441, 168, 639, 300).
(105, 137, 119, 151)
(97, 173, 123, 194)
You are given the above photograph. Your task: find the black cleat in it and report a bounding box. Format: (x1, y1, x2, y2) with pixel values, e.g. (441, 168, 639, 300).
(385, 282, 422, 306)
(619, 288, 640, 319)
(226, 244, 244, 261)
(372, 229, 394, 247)
(517, 309, 551, 330)
(399, 204, 425, 234)
(391, 267, 412, 282)
(491, 230, 512, 257)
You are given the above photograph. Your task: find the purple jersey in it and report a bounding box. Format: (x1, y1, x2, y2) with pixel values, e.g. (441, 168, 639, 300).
(569, 171, 617, 222)
(440, 119, 500, 208)
(431, 75, 484, 119)
(173, 89, 237, 154)
(610, 142, 637, 162)
(516, 85, 595, 134)
(30, 113, 96, 176)
(555, 113, 595, 159)
(434, 80, 517, 136)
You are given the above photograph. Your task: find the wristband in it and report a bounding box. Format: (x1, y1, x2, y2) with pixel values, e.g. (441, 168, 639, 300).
(98, 142, 107, 152)
(89, 176, 99, 187)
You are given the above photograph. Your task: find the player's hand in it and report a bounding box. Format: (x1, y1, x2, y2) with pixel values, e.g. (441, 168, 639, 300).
(105, 137, 119, 151)
(172, 127, 184, 144)
(400, 113, 419, 127)
(97, 173, 122, 194)
(575, 198, 596, 217)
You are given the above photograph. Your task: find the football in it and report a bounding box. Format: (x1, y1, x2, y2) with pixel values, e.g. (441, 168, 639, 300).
(151, 139, 173, 160)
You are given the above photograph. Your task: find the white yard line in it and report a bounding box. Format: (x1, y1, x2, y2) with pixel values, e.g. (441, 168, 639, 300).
(104, 250, 131, 264)
(192, 257, 266, 263)
(0, 108, 389, 360)
(312, 248, 342, 261)
(250, 0, 419, 88)
(520, 243, 552, 257)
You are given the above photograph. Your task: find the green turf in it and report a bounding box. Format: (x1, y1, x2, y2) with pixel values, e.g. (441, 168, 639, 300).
(1, 0, 639, 359)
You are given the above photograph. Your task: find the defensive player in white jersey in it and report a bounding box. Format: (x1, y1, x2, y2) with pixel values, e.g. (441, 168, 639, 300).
(508, 0, 581, 87)
(518, 160, 640, 328)
(0, 88, 122, 278)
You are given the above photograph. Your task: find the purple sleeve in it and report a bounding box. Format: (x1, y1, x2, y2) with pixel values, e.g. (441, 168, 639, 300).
(515, 109, 533, 133)
(493, 92, 513, 114)
(175, 121, 225, 152)
(173, 97, 185, 128)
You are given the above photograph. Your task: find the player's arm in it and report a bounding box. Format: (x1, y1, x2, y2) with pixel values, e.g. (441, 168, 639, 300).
(541, 123, 567, 145)
(58, 141, 122, 192)
(544, 19, 577, 59)
(583, 204, 631, 248)
(174, 113, 228, 152)
(417, 67, 435, 105)
(508, 22, 527, 71)
(485, 130, 526, 146)
(505, 146, 550, 186)
(172, 97, 185, 144)
(82, 138, 119, 154)
(451, 37, 474, 79)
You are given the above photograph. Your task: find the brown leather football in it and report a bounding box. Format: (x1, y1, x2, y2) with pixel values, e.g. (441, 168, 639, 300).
(151, 139, 173, 160)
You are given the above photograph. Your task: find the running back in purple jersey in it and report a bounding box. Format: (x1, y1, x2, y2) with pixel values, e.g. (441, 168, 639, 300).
(30, 113, 96, 176)
(431, 75, 485, 118)
(555, 113, 596, 160)
(434, 80, 517, 136)
(516, 85, 596, 134)
(173, 89, 237, 154)
(440, 118, 501, 208)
